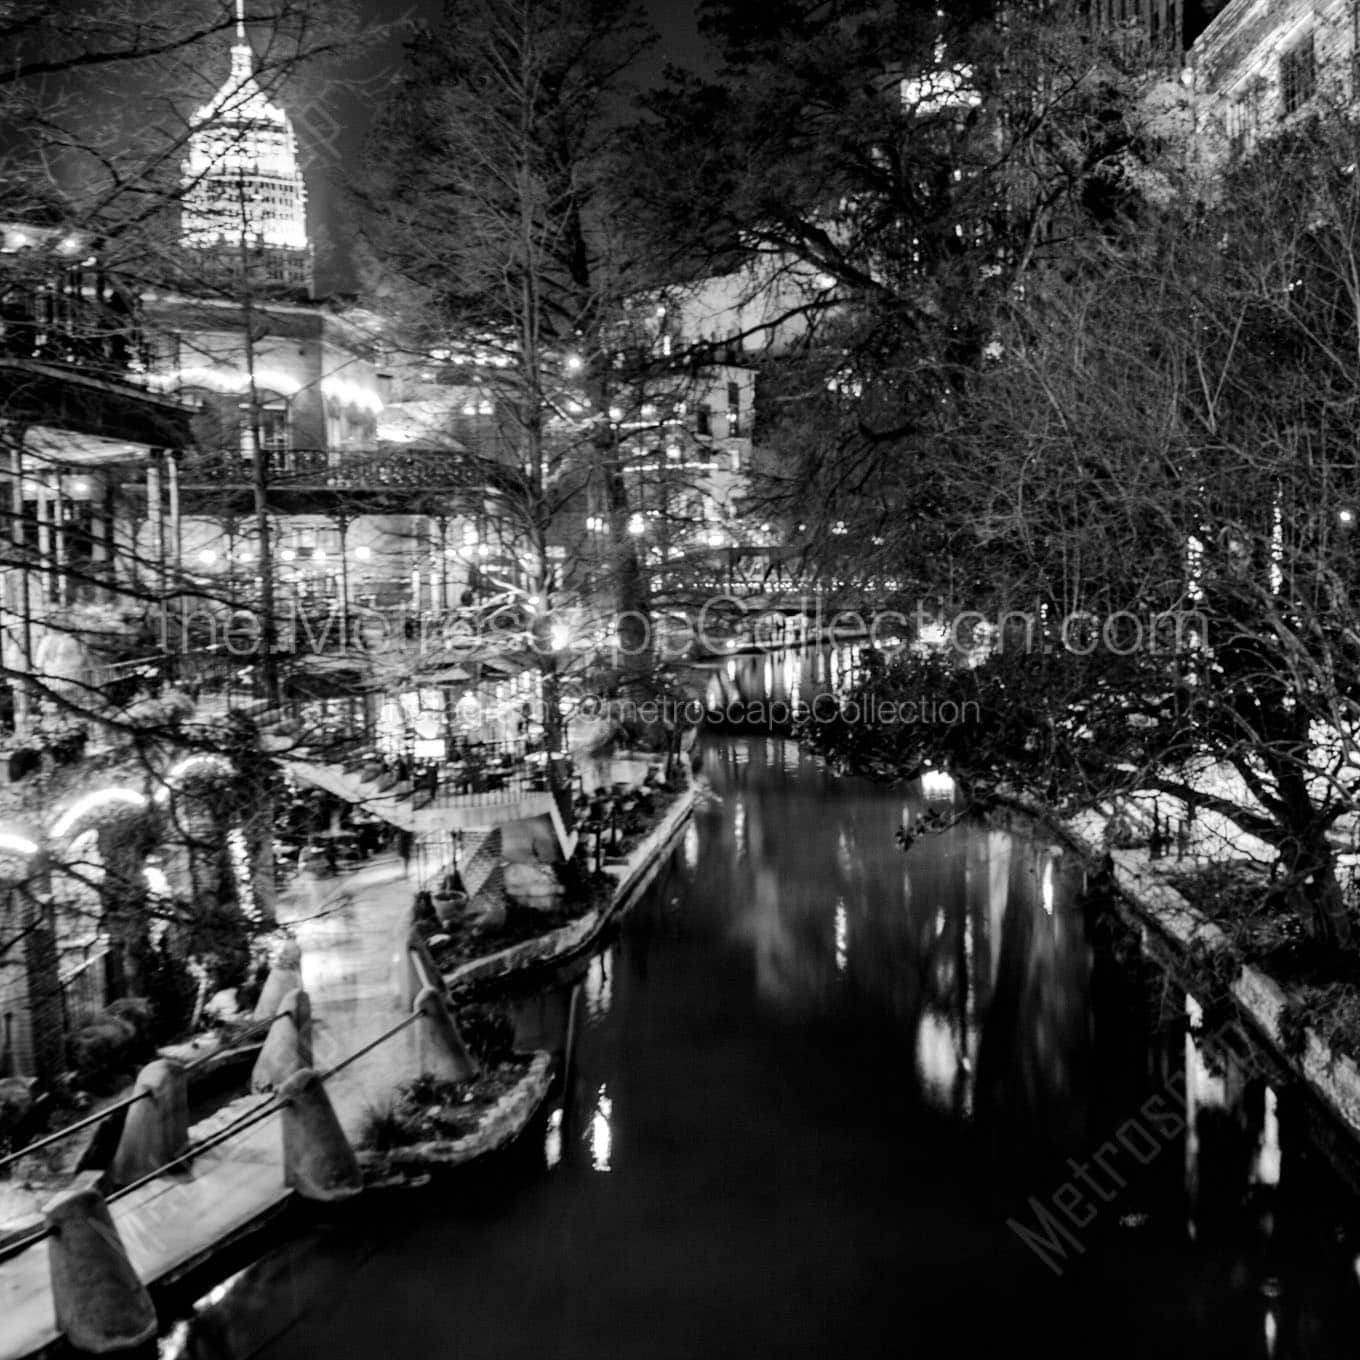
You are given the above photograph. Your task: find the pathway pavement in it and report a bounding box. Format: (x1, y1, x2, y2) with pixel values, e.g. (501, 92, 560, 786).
(0, 853, 428, 1360)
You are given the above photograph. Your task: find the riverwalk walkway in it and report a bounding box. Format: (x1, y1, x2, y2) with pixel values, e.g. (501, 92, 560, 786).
(0, 855, 430, 1360)
(0, 771, 697, 1360)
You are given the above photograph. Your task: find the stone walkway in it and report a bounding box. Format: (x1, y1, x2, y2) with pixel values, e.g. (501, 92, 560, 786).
(0, 853, 428, 1360)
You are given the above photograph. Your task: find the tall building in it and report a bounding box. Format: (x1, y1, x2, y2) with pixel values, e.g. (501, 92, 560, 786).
(179, 0, 314, 298)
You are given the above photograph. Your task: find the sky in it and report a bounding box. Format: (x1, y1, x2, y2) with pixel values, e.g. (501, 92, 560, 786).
(305, 0, 709, 293)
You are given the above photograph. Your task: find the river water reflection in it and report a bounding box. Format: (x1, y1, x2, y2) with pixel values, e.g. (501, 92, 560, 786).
(164, 737, 1360, 1359)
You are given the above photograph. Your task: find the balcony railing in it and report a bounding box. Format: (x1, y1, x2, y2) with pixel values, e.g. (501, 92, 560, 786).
(178, 447, 518, 492)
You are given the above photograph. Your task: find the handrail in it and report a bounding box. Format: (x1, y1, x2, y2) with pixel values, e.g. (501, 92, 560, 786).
(0, 1090, 151, 1174)
(0, 983, 434, 1268)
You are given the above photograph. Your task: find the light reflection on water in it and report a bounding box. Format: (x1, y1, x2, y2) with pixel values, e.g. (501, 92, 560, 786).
(162, 736, 1360, 1360)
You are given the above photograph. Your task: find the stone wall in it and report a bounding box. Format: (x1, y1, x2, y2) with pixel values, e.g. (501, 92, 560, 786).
(1192, 0, 1357, 161)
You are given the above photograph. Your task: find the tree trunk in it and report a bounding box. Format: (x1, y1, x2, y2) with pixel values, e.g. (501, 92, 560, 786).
(1281, 834, 1351, 947)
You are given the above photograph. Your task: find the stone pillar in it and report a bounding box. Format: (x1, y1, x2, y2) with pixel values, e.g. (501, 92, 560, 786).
(45, 1180, 157, 1353)
(251, 988, 312, 1093)
(51, 471, 67, 606)
(33, 472, 51, 605)
(106, 1059, 189, 1190)
(252, 937, 303, 1021)
(412, 985, 478, 1083)
(278, 1068, 362, 1202)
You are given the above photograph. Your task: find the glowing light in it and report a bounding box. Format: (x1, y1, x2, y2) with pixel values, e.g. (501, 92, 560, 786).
(355, 544, 372, 561)
(564, 354, 583, 373)
(313, 547, 326, 563)
(198, 549, 217, 565)
(0, 832, 38, 858)
(920, 768, 957, 800)
(145, 863, 172, 902)
(228, 826, 259, 923)
(628, 513, 645, 536)
(320, 375, 382, 414)
(551, 622, 571, 650)
(154, 366, 301, 397)
(51, 788, 147, 840)
(71, 479, 90, 495)
(280, 548, 296, 563)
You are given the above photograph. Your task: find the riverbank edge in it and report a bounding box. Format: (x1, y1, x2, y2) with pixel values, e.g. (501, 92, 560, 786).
(441, 771, 698, 994)
(1, 772, 697, 1360)
(988, 788, 1360, 1139)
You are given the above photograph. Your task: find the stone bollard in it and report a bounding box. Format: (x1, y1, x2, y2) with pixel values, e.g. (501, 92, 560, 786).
(399, 927, 443, 1011)
(106, 1059, 189, 1190)
(46, 1180, 157, 1353)
(252, 938, 303, 1022)
(251, 988, 313, 1093)
(278, 1068, 362, 1202)
(413, 984, 479, 1083)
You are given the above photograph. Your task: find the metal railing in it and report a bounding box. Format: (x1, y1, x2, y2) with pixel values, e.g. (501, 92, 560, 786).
(178, 447, 522, 494)
(0, 943, 449, 1270)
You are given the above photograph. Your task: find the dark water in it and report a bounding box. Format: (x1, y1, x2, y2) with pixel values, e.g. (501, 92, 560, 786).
(162, 737, 1360, 1360)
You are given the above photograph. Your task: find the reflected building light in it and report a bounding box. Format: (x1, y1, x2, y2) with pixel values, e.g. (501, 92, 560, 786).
(682, 822, 699, 872)
(726, 658, 737, 682)
(836, 828, 853, 875)
(159, 1319, 190, 1360)
(191, 1265, 251, 1316)
(585, 951, 613, 1019)
(1253, 1085, 1281, 1187)
(915, 1008, 963, 1111)
(734, 800, 746, 856)
(591, 1086, 613, 1172)
(544, 1106, 563, 1169)
(1041, 859, 1055, 916)
(1264, 1307, 1278, 1359)
(834, 898, 848, 972)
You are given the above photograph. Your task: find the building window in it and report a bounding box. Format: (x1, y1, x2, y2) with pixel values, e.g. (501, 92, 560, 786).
(726, 381, 741, 437)
(696, 405, 711, 437)
(1226, 90, 1260, 155)
(239, 391, 291, 471)
(1281, 34, 1316, 116)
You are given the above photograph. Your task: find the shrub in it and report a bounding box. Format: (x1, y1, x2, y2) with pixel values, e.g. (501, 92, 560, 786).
(71, 1017, 139, 1095)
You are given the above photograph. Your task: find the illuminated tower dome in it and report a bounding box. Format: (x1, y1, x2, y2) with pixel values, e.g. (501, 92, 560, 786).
(180, 0, 314, 297)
